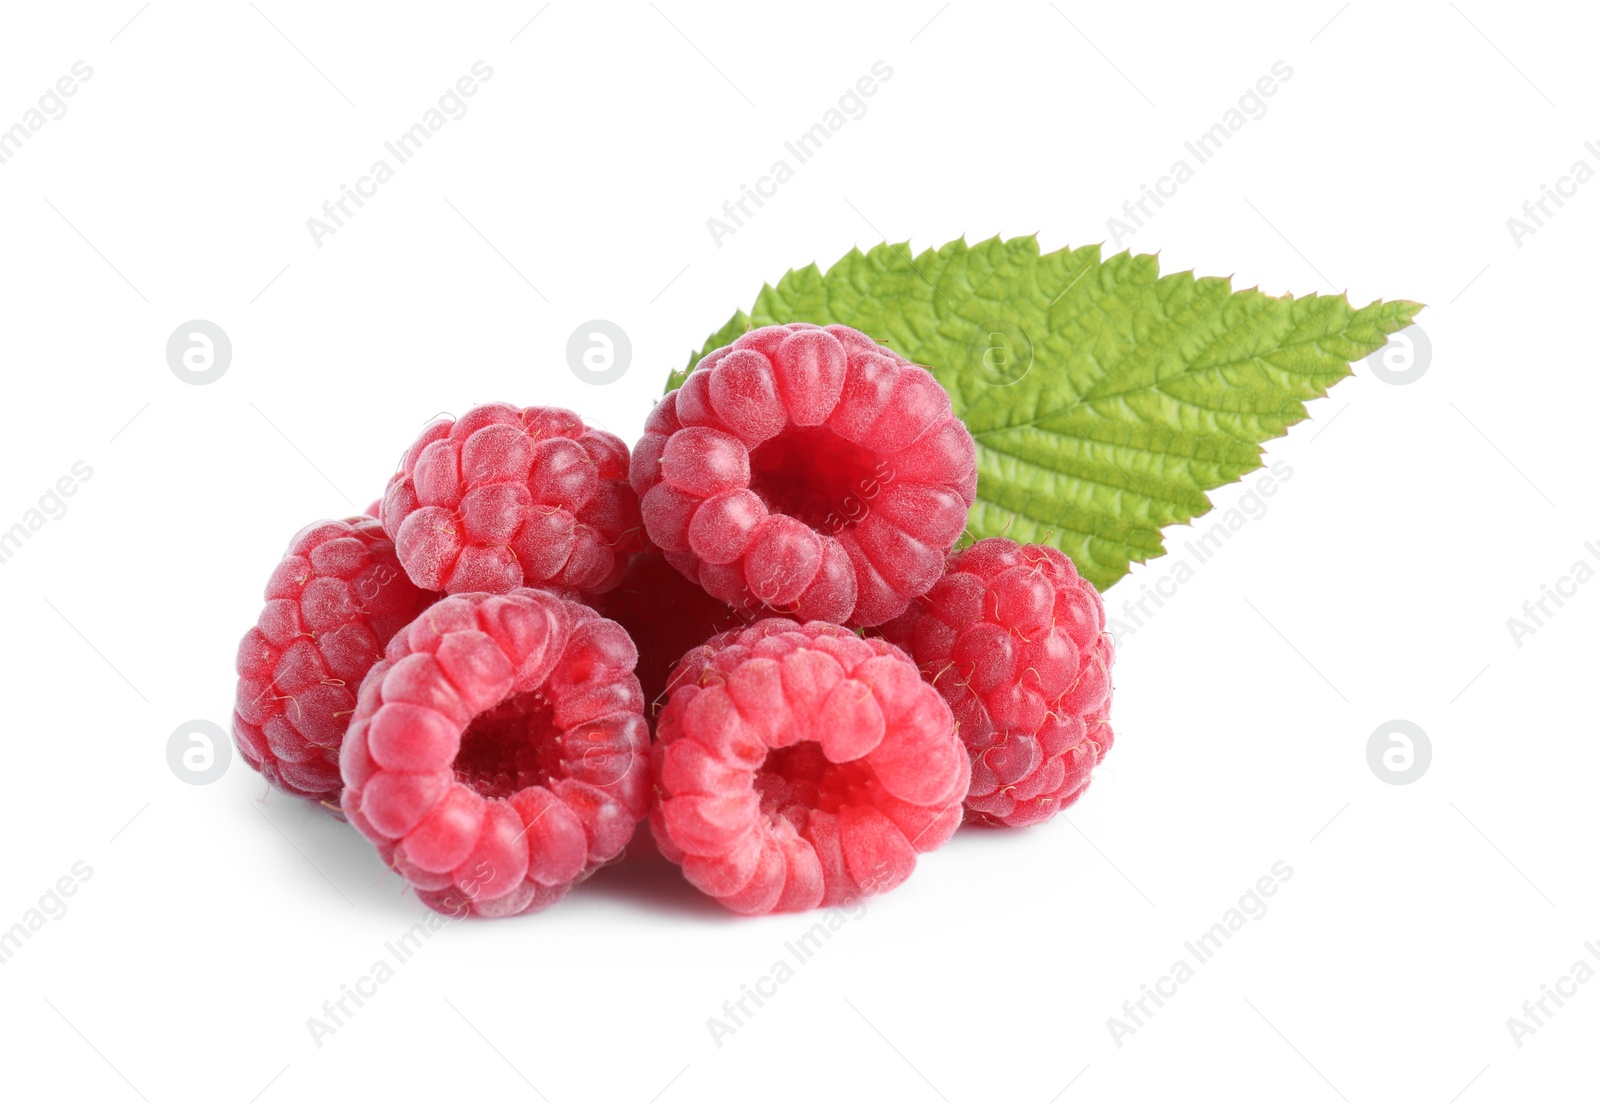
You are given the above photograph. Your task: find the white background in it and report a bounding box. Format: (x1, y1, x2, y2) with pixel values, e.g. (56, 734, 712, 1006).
(0, 1, 1594, 1104)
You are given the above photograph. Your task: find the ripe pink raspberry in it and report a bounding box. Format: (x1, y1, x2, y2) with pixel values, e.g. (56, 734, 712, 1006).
(381, 403, 642, 596)
(340, 587, 650, 917)
(234, 516, 438, 803)
(877, 538, 1114, 828)
(649, 619, 970, 914)
(632, 323, 977, 628)
(590, 545, 747, 720)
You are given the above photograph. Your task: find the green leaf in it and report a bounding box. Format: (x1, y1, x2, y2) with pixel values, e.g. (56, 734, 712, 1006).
(669, 236, 1422, 591)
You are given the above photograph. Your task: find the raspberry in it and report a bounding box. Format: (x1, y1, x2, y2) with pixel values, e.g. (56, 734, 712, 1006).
(340, 587, 650, 917)
(381, 403, 642, 597)
(632, 323, 977, 628)
(590, 545, 747, 719)
(877, 538, 1114, 827)
(233, 516, 437, 803)
(649, 619, 969, 914)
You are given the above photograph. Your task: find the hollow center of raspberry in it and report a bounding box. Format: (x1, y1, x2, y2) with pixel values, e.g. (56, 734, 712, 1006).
(748, 426, 886, 535)
(453, 691, 562, 800)
(755, 742, 877, 820)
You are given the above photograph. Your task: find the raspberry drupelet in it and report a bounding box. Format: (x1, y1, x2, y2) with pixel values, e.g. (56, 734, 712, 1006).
(877, 537, 1114, 827)
(381, 403, 642, 597)
(234, 515, 438, 804)
(632, 323, 977, 628)
(649, 619, 970, 914)
(340, 588, 650, 917)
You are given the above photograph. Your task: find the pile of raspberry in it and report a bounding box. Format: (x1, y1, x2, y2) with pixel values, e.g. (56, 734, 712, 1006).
(233, 323, 1115, 918)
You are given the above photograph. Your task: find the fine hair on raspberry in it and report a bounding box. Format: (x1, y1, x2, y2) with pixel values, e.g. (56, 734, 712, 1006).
(649, 618, 970, 915)
(877, 537, 1114, 827)
(234, 515, 438, 803)
(340, 588, 650, 917)
(381, 403, 642, 596)
(631, 323, 977, 627)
